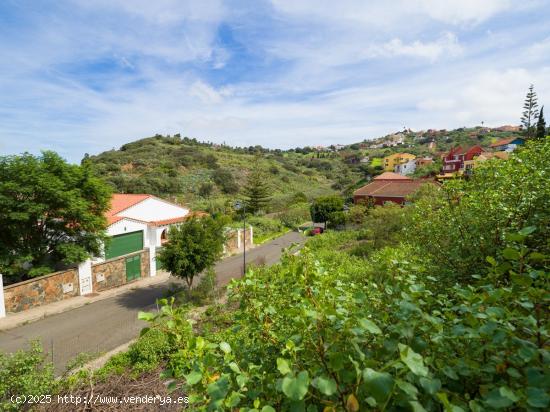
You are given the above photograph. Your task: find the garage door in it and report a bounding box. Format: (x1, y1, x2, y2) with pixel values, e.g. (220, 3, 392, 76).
(105, 231, 144, 260)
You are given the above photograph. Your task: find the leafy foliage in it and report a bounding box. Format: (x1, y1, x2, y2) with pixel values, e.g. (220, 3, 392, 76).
(0, 342, 56, 411)
(409, 139, 550, 282)
(310, 195, 344, 228)
(157, 216, 226, 287)
(0, 151, 111, 281)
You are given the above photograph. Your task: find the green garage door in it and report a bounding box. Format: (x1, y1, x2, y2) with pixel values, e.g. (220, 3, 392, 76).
(105, 231, 143, 260)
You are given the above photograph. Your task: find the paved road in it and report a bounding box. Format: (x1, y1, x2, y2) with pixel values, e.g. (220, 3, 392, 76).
(0, 231, 305, 373)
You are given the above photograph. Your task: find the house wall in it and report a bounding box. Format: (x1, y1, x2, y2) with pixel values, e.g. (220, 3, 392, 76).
(3, 269, 80, 314)
(118, 197, 189, 222)
(107, 219, 149, 243)
(92, 249, 150, 293)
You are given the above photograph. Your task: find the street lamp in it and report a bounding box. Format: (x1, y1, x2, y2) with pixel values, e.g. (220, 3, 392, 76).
(234, 201, 247, 275)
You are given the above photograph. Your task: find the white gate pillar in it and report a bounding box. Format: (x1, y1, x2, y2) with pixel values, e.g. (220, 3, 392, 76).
(0, 274, 6, 318)
(149, 246, 157, 277)
(237, 229, 242, 249)
(78, 259, 93, 295)
(148, 227, 157, 277)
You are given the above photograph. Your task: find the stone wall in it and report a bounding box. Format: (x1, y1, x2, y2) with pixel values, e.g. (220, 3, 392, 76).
(92, 249, 149, 293)
(3, 269, 79, 314)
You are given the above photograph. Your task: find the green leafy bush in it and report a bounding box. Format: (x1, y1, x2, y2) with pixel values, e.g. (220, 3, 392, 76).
(0, 342, 56, 411)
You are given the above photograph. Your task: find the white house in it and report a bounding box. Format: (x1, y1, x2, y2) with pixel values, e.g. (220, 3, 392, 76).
(98, 194, 201, 277)
(394, 159, 417, 175)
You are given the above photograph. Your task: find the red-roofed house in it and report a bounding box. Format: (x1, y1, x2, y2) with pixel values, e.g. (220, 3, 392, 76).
(353, 174, 436, 205)
(490, 137, 525, 152)
(100, 194, 201, 278)
(441, 145, 484, 173)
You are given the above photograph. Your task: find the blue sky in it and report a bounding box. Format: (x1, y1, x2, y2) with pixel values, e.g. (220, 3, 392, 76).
(1, 0, 549, 162)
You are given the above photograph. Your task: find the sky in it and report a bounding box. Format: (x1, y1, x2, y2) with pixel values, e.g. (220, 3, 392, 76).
(0, 0, 549, 162)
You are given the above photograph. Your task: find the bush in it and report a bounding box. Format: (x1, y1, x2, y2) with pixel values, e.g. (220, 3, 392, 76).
(212, 168, 239, 194)
(125, 328, 173, 374)
(278, 204, 310, 228)
(0, 342, 56, 411)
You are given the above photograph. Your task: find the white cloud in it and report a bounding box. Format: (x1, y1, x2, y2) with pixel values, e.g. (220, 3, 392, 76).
(365, 32, 462, 61)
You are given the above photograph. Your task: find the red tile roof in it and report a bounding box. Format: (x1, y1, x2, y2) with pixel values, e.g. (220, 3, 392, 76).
(490, 137, 523, 147)
(105, 194, 206, 227)
(106, 194, 152, 224)
(152, 211, 208, 226)
(374, 172, 412, 181)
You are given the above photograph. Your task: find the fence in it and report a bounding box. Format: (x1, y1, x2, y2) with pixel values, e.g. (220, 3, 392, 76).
(1, 249, 150, 315)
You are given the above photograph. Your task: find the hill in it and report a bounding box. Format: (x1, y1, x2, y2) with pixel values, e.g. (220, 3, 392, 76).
(85, 126, 525, 212)
(85, 135, 362, 213)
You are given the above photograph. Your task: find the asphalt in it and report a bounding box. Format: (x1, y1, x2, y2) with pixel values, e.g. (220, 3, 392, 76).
(0, 231, 305, 374)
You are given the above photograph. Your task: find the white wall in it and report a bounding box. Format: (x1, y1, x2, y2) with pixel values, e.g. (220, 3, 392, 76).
(107, 219, 150, 246)
(119, 197, 189, 223)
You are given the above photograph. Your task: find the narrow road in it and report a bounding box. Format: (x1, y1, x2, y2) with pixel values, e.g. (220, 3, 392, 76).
(0, 231, 305, 373)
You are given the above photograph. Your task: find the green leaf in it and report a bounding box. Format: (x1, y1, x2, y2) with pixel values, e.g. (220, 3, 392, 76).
(228, 362, 240, 373)
(398, 344, 428, 377)
(185, 370, 202, 385)
(219, 341, 232, 354)
(518, 226, 536, 236)
(282, 371, 310, 401)
(362, 368, 394, 404)
(526, 387, 550, 408)
(225, 391, 242, 408)
(261, 406, 276, 412)
(419, 377, 441, 395)
(502, 247, 520, 261)
(137, 311, 155, 321)
(410, 401, 427, 412)
(313, 376, 337, 396)
(277, 358, 291, 375)
(359, 318, 382, 334)
(396, 379, 418, 399)
(207, 375, 230, 400)
(485, 387, 515, 409)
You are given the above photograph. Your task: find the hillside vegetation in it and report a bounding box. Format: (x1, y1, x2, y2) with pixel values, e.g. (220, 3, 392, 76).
(85, 136, 360, 213)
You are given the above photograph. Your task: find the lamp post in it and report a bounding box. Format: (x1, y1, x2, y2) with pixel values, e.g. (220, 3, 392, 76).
(234, 201, 247, 275)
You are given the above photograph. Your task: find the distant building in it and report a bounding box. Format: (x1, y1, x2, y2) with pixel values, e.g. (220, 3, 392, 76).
(494, 125, 522, 132)
(490, 137, 525, 152)
(383, 153, 416, 171)
(441, 146, 484, 173)
(353, 173, 436, 205)
(415, 157, 433, 167)
(394, 158, 416, 175)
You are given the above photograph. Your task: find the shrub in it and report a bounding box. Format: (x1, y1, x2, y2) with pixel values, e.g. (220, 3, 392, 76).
(0, 342, 56, 411)
(278, 204, 310, 229)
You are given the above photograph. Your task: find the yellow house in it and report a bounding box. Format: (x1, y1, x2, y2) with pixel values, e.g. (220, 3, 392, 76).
(383, 153, 416, 171)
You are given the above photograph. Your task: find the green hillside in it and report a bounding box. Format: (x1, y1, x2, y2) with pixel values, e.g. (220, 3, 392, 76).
(85, 135, 361, 213)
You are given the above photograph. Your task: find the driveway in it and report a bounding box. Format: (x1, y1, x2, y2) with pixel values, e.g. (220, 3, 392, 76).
(0, 231, 305, 374)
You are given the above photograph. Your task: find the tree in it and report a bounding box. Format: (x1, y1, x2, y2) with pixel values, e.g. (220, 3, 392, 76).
(0, 152, 111, 280)
(243, 161, 271, 214)
(157, 216, 225, 288)
(535, 105, 547, 140)
(310, 195, 344, 229)
(521, 84, 539, 138)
